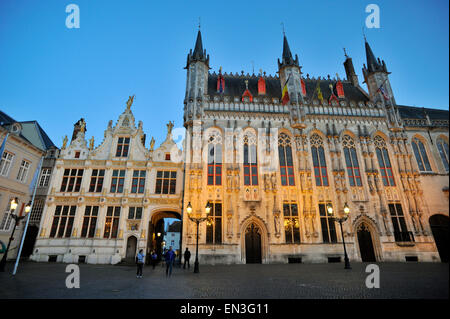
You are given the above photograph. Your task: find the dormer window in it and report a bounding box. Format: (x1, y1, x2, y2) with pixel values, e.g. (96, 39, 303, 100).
(165, 153, 171, 161)
(258, 76, 266, 95)
(116, 137, 130, 157)
(74, 151, 80, 159)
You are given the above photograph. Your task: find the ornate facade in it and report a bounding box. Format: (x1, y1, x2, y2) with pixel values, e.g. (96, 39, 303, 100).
(31, 31, 448, 265)
(181, 31, 449, 264)
(31, 101, 183, 264)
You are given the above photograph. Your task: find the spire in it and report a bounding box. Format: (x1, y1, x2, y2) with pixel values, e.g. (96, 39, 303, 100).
(192, 30, 204, 60)
(278, 35, 299, 69)
(363, 39, 388, 76)
(185, 30, 209, 69)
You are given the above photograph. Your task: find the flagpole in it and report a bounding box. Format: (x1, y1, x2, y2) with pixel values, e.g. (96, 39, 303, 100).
(12, 156, 44, 276)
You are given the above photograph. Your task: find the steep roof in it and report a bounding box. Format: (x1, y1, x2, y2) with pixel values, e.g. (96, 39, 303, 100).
(0, 110, 56, 151)
(207, 73, 369, 103)
(397, 105, 449, 121)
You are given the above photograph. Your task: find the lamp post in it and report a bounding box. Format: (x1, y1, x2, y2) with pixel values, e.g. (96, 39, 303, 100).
(186, 201, 211, 273)
(327, 202, 351, 270)
(0, 198, 30, 272)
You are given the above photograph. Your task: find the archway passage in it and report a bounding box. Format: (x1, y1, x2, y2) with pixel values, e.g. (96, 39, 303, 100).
(147, 211, 181, 264)
(429, 215, 449, 262)
(357, 224, 376, 262)
(125, 236, 137, 262)
(245, 224, 262, 264)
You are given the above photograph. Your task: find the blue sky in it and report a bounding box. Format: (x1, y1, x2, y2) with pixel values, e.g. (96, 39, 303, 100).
(0, 0, 448, 149)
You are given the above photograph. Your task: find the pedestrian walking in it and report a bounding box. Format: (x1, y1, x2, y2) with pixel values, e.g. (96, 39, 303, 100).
(136, 249, 145, 278)
(165, 246, 175, 277)
(183, 247, 191, 269)
(151, 250, 157, 269)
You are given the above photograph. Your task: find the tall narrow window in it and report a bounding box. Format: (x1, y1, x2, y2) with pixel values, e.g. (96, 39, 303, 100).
(279, 133, 295, 186)
(39, 168, 52, 187)
(374, 136, 395, 186)
(110, 170, 125, 193)
(244, 134, 258, 186)
(206, 202, 222, 244)
(81, 206, 98, 238)
(310, 134, 328, 186)
(411, 137, 432, 172)
(155, 171, 177, 194)
(116, 137, 130, 157)
(29, 199, 45, 225)
(0, 151, 14, 176)
(319, 203, 337, 243)
(283, 202, 300, 243)
(89, 169, 105, 192)
(128, 207, 143, 220)
(0, 199, 16, 231)
(49, 205, 76, 238)
(104, 206, 121, 239)
(60, 169, 84, 192)
(389, 203, 412, 242)
(131, 170, 146, 194)
(207, 132, 222, 186)
(16, 160, 30, 182)
(436, 138, 449, 172)
(342, 135, 362, 186)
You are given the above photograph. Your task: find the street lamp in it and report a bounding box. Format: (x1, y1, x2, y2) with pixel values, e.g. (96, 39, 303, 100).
(0, 198, 30, 272)
(186, 201, 211, 273)
(327, 202, 351, 269)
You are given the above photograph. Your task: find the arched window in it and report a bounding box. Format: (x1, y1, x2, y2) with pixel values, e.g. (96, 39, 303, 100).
(374, 136, 395, 186)
(278, 133, 295, 186)
(411, 137, 432, 172)
(207, 132, 222, 185)
(436, 138, 449, 172)
(310, 134, 328, 186)
(244, 133, 258, 185)
(342, 135, 362, 187)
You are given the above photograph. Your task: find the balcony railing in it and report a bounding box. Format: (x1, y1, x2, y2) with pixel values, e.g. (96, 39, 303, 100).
(394, 231, 415, 243)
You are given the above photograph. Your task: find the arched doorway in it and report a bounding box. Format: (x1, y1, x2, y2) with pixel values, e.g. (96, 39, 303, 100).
(245, 224, 262, 264)
(429, 214, 449, 262)
(125, 236, 137, 262)
(147, 210, 182, 263)
(357, 224, 376, 262)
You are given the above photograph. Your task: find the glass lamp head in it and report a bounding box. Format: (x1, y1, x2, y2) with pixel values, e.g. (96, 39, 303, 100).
(10, 197, 18, 211)
(25, 201, 32, 214)
(344, 202, 350, 215)
(326, 203, 333, 216)
(205, 202, 211, 215)
(186, 202, 192, 215)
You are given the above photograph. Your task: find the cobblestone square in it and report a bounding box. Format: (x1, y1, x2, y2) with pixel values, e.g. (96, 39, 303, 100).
(0, 261, 448, 299)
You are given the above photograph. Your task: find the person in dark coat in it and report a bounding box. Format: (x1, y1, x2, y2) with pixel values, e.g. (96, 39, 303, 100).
(183, 248, 191, 269)
(151, 251, 158, 269)
(165, 246, 175, 277)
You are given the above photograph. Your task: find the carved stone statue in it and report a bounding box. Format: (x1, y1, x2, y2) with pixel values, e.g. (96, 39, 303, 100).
(150, 137, 155, 151)
(167, 121, 174, 135)
(126, 95, 135, 110)
(108, 120, 113, 129)
(80, 120, 86, 133)
(89, 136, 94, 150)
(62, 135, 68, 149)
(270, 172, 277, 190)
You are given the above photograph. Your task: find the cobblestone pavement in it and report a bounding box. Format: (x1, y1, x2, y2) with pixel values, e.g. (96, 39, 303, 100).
(0, 261, 447, 299)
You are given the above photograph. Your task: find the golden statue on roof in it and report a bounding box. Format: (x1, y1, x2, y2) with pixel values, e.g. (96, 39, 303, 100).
(167, 121, 174, 135)
(126, 95, 135, 110)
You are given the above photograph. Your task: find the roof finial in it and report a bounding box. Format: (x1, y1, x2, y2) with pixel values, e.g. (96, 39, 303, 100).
(343, 47, 348, 58)
(198, 17, 201, 30)
(281, 22, 285, 36)
(251, 61, 254, 74)
(245, 79, 249, 89)
(362, 26, 367, 42)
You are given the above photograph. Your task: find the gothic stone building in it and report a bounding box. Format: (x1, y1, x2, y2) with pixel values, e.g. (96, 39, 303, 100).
(31, 103, 183, 264)
(31, 32, 448, 265)
(181, 31, 449, 264)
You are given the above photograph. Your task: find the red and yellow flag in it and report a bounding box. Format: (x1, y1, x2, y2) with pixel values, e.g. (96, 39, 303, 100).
(281, 75, 291, 105)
